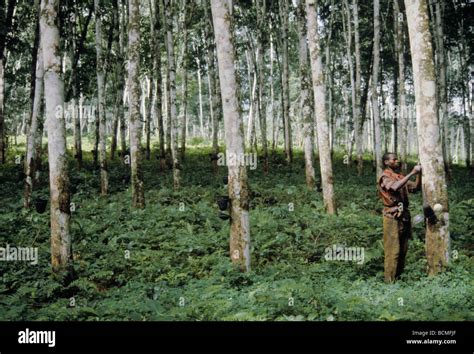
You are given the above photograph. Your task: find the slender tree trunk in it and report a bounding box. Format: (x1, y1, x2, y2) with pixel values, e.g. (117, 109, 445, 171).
(40, 0, 73, 274)
(352, 0, 363, 175)
(270, 31, 276, 154)
(128, 0, 145, 208)
(306, 0, 337, 214)
(280, 0, 292, 163)
(256, 0, 268, 173)
(246, 49, 257, 151)
(394, 0, 408, 173)
(0, 0, 15, 164)
(372, 0, 382, 178)
(164, 0, 181, 189)
(110, 0, 123, 162)
(434, 1, 451, 178)
(297, 0, 315, 189)
(211, 0, 250, 272)
(95, 0, 108, 195)
(178, 1, 188, 161)
(195, 52, 205, 138)
(205, 0, 220, 174)
(405, 0, 450, 275)
(24, 33, 44, 209)
(342, 0, 356, 165)
(110, 0, 120, 161)
(150, 0, 165, 170)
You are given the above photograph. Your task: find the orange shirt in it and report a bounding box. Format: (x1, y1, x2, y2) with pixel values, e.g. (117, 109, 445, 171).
(378, 169, 417, 219)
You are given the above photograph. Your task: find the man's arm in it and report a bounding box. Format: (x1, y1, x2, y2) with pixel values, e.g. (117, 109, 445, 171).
(388, 165, 422, 192)
(408, 173, 422, 193)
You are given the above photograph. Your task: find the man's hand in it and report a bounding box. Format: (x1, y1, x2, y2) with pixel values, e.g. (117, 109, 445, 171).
(411, 165, 422, 175)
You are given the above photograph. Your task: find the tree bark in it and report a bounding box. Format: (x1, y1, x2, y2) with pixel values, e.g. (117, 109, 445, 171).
(0, 0, 16, 164)
(204, 0, 220, 174)
(405, 0, 450, 275)
(178, 0, 188, 162)
(306, 0, 337, 214)
(150, 0, 165, 169)
(297, 0, 315, 189)
(128, 0, 145, 208)
(352, 0, 363, 175)
(372, 0, 382, 178)
(40, 0, 73, 273)
(279, 0, 292, 164)
(24, 24, 44, 209)
(342, 0, 356, 165)
(163, 0, 181, 189)
(394, 0, 408, 173)
(211, 0, 250, 272)
(433, 0, 451, 178)
(95, 0, 108, 195)
(256, 0, 268, 173)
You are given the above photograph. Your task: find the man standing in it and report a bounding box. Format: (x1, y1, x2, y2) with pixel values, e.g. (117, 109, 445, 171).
(378, 153, 421, 283)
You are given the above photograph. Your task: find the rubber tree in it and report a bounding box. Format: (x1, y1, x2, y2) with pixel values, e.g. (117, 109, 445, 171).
(405, 0, 450, 275)
(40, 0, 73, 274)
(211, 0, 251, 272)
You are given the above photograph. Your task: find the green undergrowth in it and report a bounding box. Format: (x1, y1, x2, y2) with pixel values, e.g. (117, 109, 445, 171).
(0, 145, 472, 321)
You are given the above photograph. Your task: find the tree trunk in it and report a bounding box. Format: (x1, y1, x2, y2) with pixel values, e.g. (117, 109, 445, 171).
(306, 0, 337, 214)
(128, 0, 145, 208)
(433, 0, 451, 178)
(211, 0, 250, 272)
(195, 51, 205, 138)
(342, 0, 356, 165)
(256, 0, 268, 173)
(150, 0, 165, 169)
(280, 0, 292, 164)
(297, 0, 315, 189)
(0, 0, 15, 164)
(178, 0, 188, 162)
(40, 0, 73, 274)
(246, 49, 257, 151)
(372, 0, 382, 178)
(164, 0, 181, 189)
(405, 0, 450, 275)
(95, 0, 108, 195)
(24, 29, 44, 209)
(352, 0, 363, 175)
(205, 0, 220, 174)
(394, 0, 407, 173)
(110, 0, 124, 162)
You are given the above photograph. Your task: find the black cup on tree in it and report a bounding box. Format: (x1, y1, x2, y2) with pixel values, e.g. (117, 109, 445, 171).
(423, 204, 438, 225)
(217, 196, 230, 211)
(35, 198, 48, 214)
(223, 176, 228, 185)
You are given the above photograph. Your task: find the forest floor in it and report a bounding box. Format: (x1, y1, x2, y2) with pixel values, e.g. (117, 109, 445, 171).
(0, 140, 473, 320)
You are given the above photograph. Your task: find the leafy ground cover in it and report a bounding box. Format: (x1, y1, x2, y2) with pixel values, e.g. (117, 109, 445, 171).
(0, 144, 472, 320)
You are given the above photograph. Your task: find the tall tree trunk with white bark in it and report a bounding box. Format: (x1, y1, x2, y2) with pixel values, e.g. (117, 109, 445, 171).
(280, 0, 292, 164)
(211, 0, 250, 272)
(297, 0, 315, 190)
(163, 0, 181, 189)
(95, 0, 108, 195)
(40, 0, 73, 273)
(306, 0, 337, 214)
(394, 0, 408, 173)
(405, 0, 450, 275)
(372, 0, 382, 178)
(128, 0, 145, 208)
(24, 24, 44, 209)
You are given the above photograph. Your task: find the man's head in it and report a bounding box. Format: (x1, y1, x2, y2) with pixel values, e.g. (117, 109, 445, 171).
(383, 153, 401, 171)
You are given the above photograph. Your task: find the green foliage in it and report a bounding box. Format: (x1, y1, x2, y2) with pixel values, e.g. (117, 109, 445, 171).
(0, 148, 472, 321)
